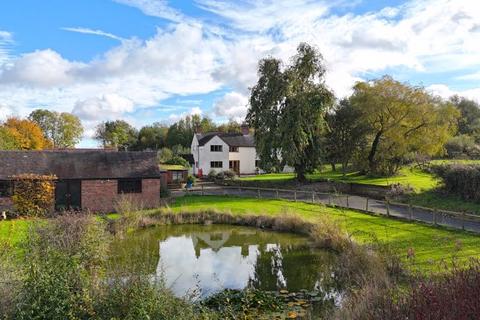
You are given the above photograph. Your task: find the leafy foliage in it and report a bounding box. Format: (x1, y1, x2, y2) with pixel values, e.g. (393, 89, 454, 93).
(11, 174, 56, 217)
(247, 43, 334, 181)
(134, 122, 169, 150)
(1, 117, 52, 150)
(29, 109, 84, 148)
(349, 76, 459, 175)
(95, 120, 138, 150)
(432, 164, 480, 201)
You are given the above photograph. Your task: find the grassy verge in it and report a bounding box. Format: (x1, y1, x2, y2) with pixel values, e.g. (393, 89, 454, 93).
(169, 195, 480, 272)
(0, 218, 34, 247)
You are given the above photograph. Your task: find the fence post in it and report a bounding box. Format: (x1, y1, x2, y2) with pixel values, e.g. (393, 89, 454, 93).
(386, 200, 390, 217)
(346, 195, 349, 208)
(276, 189, 279, 199)
(294, 190, 297, 202)
(409, 204, 413, 221)
(257, 188, 260, 199)
(223, 188, 226, 196)
(201, 184, 204, 196)
(462, 212, 466, 231)
(365, 198, 369, 211)
(312, 191, 315, 203)
(433, 209, 438, 226)
(329, 194, 332, 206)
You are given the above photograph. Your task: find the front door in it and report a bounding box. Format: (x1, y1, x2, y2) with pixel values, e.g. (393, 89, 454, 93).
(229, 160, 240, 175)
(55, 180, 81, 211)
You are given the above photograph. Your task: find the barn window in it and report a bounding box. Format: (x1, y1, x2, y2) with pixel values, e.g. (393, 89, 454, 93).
(210, 161, 223, 168)
(118, 179, 142, 194)
(0, 181, 13, 197)
(210, 145, 223, 152)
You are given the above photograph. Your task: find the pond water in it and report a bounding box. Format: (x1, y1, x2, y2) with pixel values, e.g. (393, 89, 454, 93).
(110, 224, 343, 300)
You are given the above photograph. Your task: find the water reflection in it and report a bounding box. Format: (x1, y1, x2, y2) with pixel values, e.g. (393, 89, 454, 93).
(110, 224, 341, 299)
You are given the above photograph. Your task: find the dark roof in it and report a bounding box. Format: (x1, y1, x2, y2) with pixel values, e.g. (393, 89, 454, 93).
(196, 132, 255, 148)
(0, 150, 163, 180)
(180, 153, 195, 165)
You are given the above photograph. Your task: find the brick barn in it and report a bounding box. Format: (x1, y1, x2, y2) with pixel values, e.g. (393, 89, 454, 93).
(0, 150, 166, 213)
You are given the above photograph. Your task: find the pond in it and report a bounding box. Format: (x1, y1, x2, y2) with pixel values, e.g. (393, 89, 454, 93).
(110, 224, 343, 302)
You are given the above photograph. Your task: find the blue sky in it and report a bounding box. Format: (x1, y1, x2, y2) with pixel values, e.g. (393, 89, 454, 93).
(0, 0, 479, 147)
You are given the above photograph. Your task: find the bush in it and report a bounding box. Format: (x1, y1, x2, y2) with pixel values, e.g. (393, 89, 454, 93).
(339, 260, 480, 319)
(15, 215, 110, 319)
(432, 164, 480, 201)
(207, 170, 217, 181)
(186, 175, 196, 185)
(215, 170, 236, 182)
(11, 174, 56, 217)
(445, 134, 480, 159)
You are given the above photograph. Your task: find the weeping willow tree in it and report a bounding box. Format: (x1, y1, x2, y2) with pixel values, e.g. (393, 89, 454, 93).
(247, 43, 334, 182)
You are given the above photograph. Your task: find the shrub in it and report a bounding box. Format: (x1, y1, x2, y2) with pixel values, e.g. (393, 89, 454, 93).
(432, 164, 480, 201)
(386, 183, 414, 199)
(215, 170, 236, 182)
(339, 260, 480, 319)
(15, 214, 110, 319)
(445, 134, 480, 159)
(186, 175, 196, 185)
(11, 174, 56, 217)
(207, 170, 217, 181)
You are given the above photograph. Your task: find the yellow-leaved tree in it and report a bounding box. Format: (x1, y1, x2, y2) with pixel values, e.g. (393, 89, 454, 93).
(11, 174, 56, 217)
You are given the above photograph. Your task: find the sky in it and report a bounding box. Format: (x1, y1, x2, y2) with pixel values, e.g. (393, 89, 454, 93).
(0, 0, 479, 147)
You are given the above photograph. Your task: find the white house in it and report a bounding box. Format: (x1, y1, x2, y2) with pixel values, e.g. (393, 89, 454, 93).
(191, 126, 259, 176)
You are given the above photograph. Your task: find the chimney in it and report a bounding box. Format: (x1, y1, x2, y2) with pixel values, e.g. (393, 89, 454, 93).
(241, 123, 249, 135)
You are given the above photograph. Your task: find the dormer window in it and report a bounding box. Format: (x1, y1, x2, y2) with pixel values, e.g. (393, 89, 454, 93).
(210, 145, 223, 152)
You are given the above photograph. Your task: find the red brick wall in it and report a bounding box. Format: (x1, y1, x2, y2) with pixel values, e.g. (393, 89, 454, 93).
(82, 179, 161, 213)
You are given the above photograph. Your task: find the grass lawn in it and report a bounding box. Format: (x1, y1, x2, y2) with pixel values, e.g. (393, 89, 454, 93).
(0, 218, 34, 248)
(171, 195, 480, 272)
(241, 166, 438, 192)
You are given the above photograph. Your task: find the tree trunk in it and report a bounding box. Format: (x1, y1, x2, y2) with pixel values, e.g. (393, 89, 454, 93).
(368, 131, 382, 173)
(331, 163, 336, 172)
(296, 168, 307, 183)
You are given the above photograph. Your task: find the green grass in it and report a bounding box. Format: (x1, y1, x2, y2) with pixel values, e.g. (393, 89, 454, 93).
(0, 218, 34, 247)
(171, 195, 480, 272)
(241, 166, 438, 192)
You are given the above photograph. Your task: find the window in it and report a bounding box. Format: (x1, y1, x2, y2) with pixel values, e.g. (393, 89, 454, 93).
(118, 179, 142, 194)
(0, 181, 12, 197)
(210, 145, 223, 152)
(172, 171, 184, 182)
(210, 161, 223, 168)
(229, 146, 239, 152)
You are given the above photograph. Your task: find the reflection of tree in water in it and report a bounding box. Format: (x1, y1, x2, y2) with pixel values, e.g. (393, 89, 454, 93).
(110, 224, 343, 297)
(250, 243, 341, 296)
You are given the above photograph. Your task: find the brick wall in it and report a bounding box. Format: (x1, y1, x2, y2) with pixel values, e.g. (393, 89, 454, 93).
(82, 179, 161, 213)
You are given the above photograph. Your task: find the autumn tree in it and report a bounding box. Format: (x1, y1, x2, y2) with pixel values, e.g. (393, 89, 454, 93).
(247, 43, 334, 181)
(29, 109, 84, 148)
(350, 76, 459, 175)
(95, 120, 138, 150)
(2, 117, 51, 150)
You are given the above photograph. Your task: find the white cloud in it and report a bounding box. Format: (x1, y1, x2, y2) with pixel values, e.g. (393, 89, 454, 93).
(0, 104, 14, 120)
(168, 106, 202, 122)
(62, 27, 125, 41)
(113, 0, 185, 22)
(0, 49, 82, 87)
(427, 84, 480, 103)
(73, 94, 135, 120)
(213, 91, 248, 121)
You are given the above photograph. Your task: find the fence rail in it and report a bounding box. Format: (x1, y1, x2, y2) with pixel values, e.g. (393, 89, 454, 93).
(175, 185, 480, 234)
